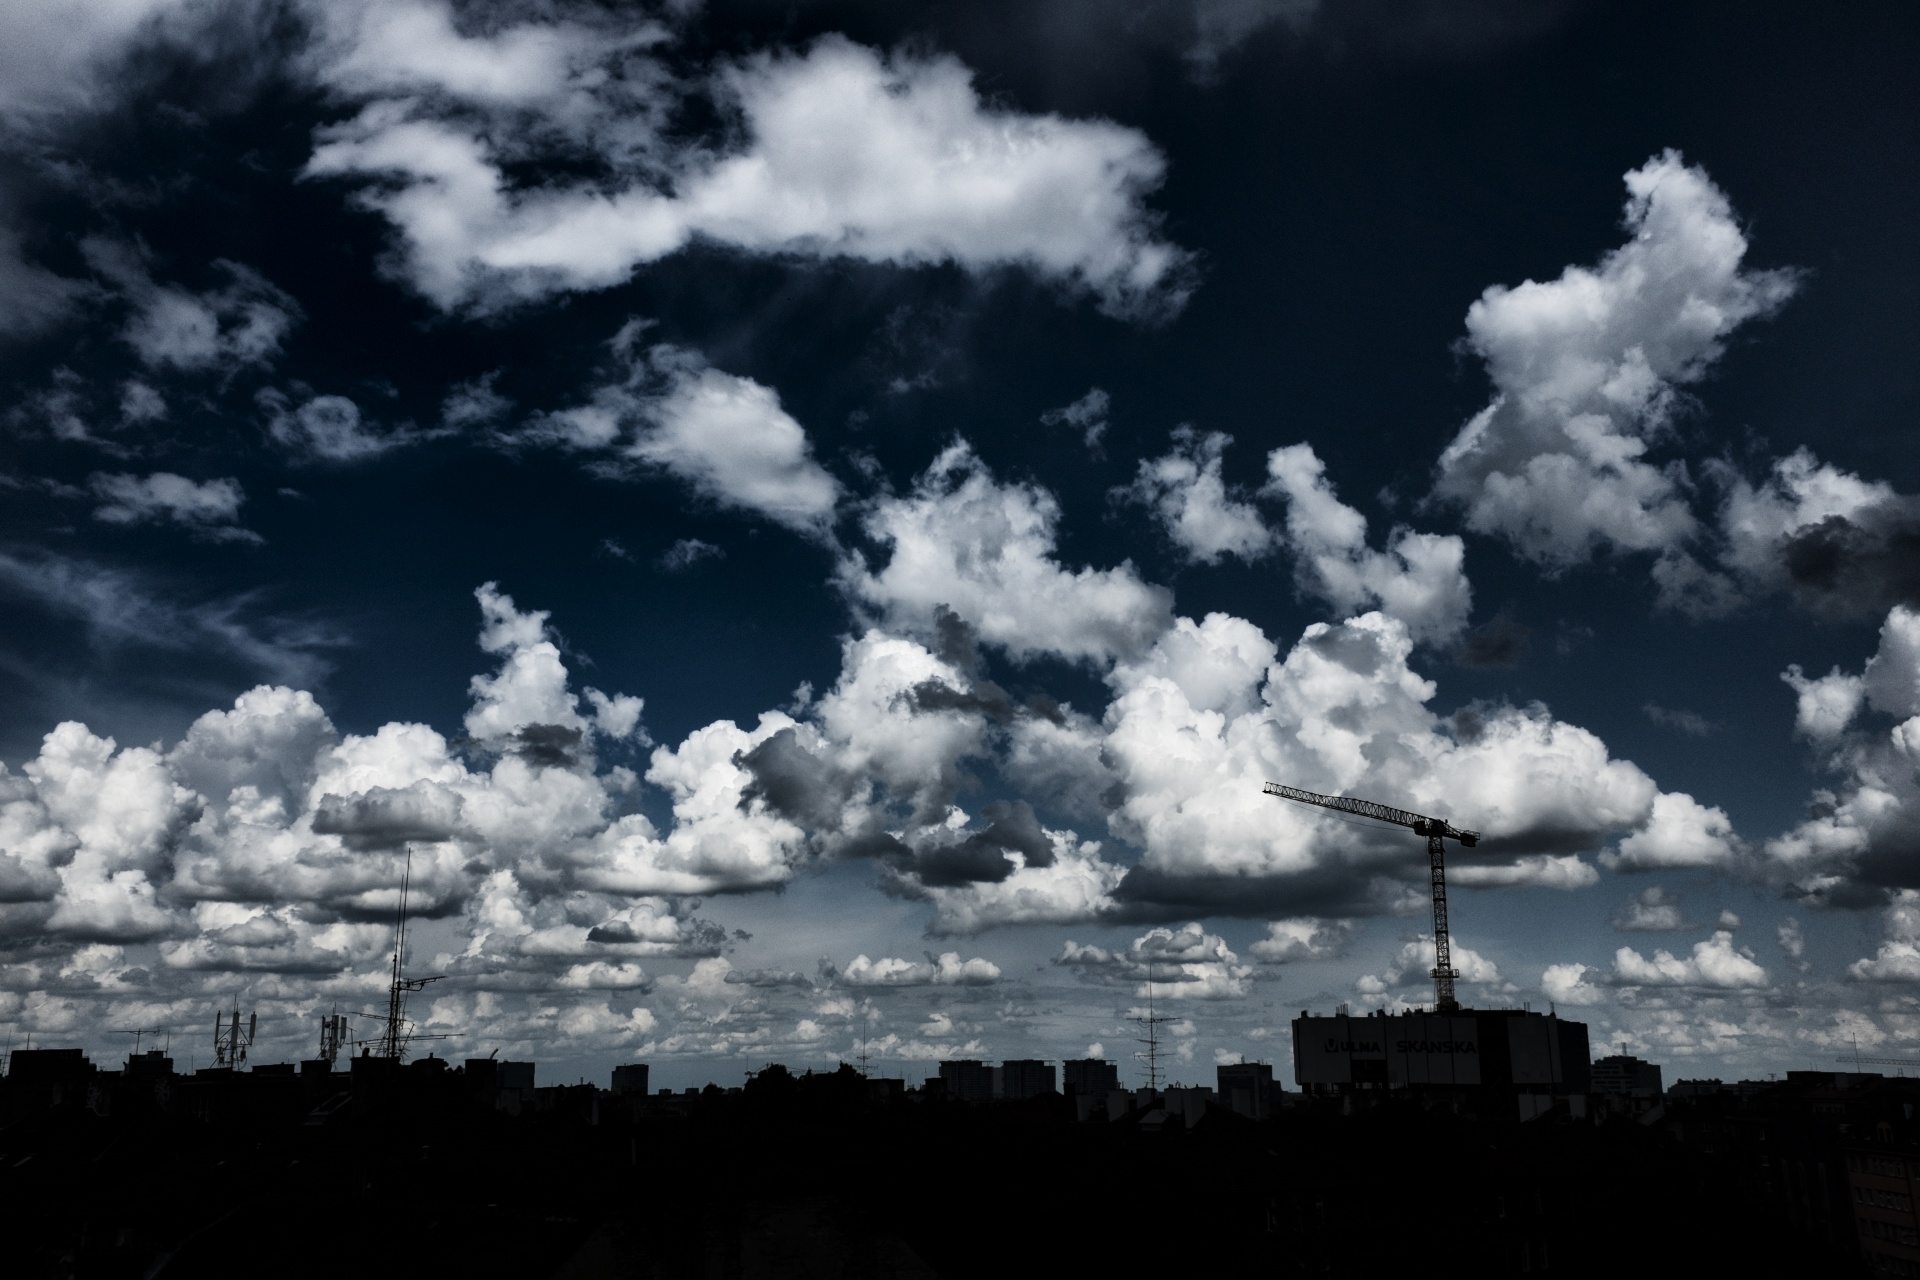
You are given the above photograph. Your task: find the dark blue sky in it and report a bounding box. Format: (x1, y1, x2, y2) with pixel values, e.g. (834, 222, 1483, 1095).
(0, 0, 1916, 1085)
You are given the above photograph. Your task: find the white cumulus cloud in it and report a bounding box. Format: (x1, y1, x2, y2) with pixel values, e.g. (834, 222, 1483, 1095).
(305, 29, 1192, 318)
(1123, 427, 1274, 565)
(839, 441, 1173, 665)
(1432, 150, 1797, 568)
(1611, 931, 1768, 989)
(838, 952, 1002, 987)
(1264, 443, 1470, 644)
(534, 336, 840, 536)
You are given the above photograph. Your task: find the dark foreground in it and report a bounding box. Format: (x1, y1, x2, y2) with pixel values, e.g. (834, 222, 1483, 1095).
(4, 1067, 1862, 1280)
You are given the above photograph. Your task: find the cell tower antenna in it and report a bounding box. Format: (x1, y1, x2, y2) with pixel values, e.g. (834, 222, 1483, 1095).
(376, 843, 443, 1061)
(1264, 782, 1480, 1013)
(318, 1007, 349, 1064)
(1131, 971, 1174, 1091)
(213, 1001, 255, 1068)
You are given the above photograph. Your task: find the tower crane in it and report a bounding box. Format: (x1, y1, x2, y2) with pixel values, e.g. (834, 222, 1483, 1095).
(1263, 782, 1479, 1013)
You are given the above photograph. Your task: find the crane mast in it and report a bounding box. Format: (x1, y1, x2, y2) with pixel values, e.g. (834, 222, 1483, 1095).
(1262, 782, 1480, 1013)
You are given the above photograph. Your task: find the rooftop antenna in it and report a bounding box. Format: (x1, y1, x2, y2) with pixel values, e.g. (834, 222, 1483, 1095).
(213, 1002, 255, 1068)
(376, 843, 443, 1061)
(114, 1028, 167, 1059)
(1265, 782, 1480, 1013)
(318, 1008, 349, 1065)
(1132, 968, 1174, 1092)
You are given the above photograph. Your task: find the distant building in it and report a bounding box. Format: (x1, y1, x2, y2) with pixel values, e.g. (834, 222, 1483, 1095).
(610, 1063, 649, 1095)
(1062, 1059, 1119, 1097)
(1217, 1061, 1276, 1120)
(1291, 1008, 1591, 1118)
(1141, 1086, 1214, 1130)
(1591, 1054, 1663, 1098)
(998, 1060, 1055, 1101)
(125, 1050, 174, 1078)
(491, 1060, 537, 1114)
(939, 1060, 994, 1102)
(7, 1048, 93, 1085)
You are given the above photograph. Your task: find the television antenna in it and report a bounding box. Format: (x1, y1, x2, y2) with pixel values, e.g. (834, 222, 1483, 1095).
(114, 1028, 170, 1057)
(1265, 782, 1480, 1012)
(1132, 972, 1175, 1091)
(375, 844, 444, 1061)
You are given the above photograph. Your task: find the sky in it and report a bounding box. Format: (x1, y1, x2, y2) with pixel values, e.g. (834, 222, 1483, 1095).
(0, 0, 1917, 1089)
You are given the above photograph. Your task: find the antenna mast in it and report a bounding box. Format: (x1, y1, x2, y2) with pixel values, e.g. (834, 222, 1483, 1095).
(1132, 975, 1174, 1091)
(213, 1002, 255, 1068)
(318, 1008, 349, 1064)
(1263, 782, 1480, 1013)
(376, 844, 442, 1061)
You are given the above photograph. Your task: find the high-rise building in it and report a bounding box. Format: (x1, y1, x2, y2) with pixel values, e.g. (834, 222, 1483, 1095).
(610, 1063, 650, 1095)
(998, 1060, 1056, 1100)
(1217, 1061, 1276, 1120)
(1062, 1059, 1119, 1097)
(939, 1059, 994, 1101)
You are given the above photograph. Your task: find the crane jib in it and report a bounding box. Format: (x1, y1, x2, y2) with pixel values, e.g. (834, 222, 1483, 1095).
(1261, 782, 1479, 846)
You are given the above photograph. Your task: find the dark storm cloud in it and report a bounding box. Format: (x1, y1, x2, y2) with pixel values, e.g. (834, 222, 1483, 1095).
(1109, 862, 1406, 922)
(910, 799, 1055, 887)
(587, 916, 729, 956)
(737, 726, 858, 831)
(1452, 614, 1531, 668)
(510, 723, 586, 769)
(311, 782, 462, 849)
(0, 852, 59, 904)
(1779, 504, 1920, 620)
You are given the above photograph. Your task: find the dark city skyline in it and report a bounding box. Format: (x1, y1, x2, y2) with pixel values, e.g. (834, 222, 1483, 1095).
(1, 0, 1919, 1097)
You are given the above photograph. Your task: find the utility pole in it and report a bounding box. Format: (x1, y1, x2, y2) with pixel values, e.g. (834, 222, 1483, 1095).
(1264, 782, 1480, 1013)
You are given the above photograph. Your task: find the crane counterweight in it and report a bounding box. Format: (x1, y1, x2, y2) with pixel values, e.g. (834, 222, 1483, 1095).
(1262, 781, 1481, 1013)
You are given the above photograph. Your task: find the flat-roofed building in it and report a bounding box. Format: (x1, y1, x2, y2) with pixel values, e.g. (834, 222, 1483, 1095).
(1292, 1008, 1590, 1117)
(1217, 1061, 1276, 1120)
(939, 1059, 994, 1102)
(1591, 1054, 1663, 1098)
(998, 1060, 1056, 1100)
(1062, 1059, 1119, 1097)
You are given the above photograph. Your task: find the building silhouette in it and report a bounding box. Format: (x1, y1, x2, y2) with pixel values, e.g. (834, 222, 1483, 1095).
(1292, 1007, 1590, 1118)
(1217, 1061, 1276, 1120)
(996, 1059, 1055, 1100)
(938, 1059, 994, 1101)
(1062, 1058, 1119, 1097)
(1591, 1053, 1663, 1098)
